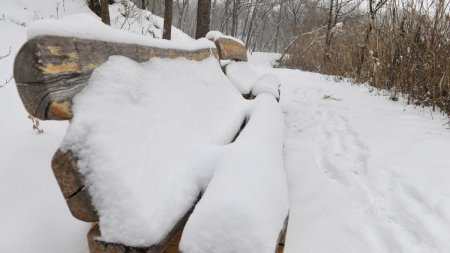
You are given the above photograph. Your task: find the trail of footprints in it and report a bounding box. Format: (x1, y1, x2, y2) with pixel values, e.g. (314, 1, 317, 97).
(284, 84, 450, 252)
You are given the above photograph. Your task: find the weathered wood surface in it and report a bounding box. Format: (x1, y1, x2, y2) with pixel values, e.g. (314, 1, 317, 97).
(52, 149, 98, 222)
(14, 35, 219, 120)
(87, 206, 195, 253)
(67, 188, 98, 222)
(52, 150, 83, 198)
(214, 38, 248, 62)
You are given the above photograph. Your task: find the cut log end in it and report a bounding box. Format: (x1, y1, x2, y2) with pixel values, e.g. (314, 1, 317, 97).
(47, 101, 73, 120)
(214, 38, 248, 62)
(14, 35, 219, 121)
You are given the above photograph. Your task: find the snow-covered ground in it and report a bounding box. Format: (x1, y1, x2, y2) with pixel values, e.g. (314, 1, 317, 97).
(1, 0, 450, 252)
(277, 69, 450, 253)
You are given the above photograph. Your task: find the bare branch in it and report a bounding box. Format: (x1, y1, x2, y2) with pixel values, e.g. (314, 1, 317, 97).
(0, 75, 13, 88)
(27, 115, 44, 134)
(0, 46, 11, 60)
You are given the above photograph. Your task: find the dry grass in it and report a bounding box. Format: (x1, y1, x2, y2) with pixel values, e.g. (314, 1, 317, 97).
(282, 1, 450, 115)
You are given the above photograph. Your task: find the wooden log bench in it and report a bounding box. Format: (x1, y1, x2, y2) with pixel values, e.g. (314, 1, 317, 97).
(14, 34, 286, 253)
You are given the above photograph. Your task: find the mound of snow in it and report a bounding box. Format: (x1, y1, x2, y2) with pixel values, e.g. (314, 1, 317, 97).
(28, 13, 214, 50)
(2, 1, 288, 251)
(180, 94, 289, 253)
(62, 56, 245, 246)
(0, 0, 208, 252)
(61, 55, 288, 251)
(206, 30, 245, 45)
(226, 61, 280, 98)
(3, 0, 193, 43)
(248, 52, 281, 69)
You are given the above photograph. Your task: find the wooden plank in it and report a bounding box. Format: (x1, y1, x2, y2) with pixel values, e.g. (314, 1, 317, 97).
(67, 188, 98, 222)
(87, 205, 195, 253)
(214, 38, 248, 62)
(51, 149, 84, 199)
(52, 148, 98, 222)
(14, 35, 219, 120)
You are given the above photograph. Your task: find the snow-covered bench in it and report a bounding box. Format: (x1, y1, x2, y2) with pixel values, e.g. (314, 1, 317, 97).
(14, 28, 287, 253)
(206, 31, 281, 100)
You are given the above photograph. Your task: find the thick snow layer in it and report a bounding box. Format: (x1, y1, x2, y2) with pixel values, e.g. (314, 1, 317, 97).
(226, 62, 260, 94)
(0, 21, 90, 253)
(2, 1, 288, 251)
(248, 52, 281, 69)
(206, 30, 245, 45)
(180, 94, 289, 253)
(226, 61, 280, 98)
(3, 0, 192, 43)
(28, 13, 214, 50)
(0, 0, 211, 252)
(109, 1, 193, 41)
(61, 56, 247, 246)
(277, 68, 450, 253)
(61, 54, 288, 250)
(252, 73, 281, 98)
(1, 0, 92, 26)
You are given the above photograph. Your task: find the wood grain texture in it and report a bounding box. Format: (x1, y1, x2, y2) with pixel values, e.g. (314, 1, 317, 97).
(87, 206, 195, 253)
(51, 149, 84, 199)
(214, 38, 248, 62)
(67, 188, 99, 222)
(14, 35, 218, 120)
(52, 149, 98, 222)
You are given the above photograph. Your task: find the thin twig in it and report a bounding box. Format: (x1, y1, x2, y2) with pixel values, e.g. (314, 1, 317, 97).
(279, 26, 326, 63)
(322, 94, 342, 101)
(0, 75, 13, 88)
(0, 46, 11, 60)
(28, 115, 44, 134)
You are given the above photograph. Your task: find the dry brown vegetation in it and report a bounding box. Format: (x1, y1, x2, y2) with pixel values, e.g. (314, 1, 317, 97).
(282, 0, 450, 114)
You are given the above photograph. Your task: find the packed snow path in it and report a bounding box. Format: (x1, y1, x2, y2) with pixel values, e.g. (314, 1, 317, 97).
(274, 68, 450, 253)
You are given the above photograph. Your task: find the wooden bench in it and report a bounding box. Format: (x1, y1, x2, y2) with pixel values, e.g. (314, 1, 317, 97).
(14, 34, 286, 253)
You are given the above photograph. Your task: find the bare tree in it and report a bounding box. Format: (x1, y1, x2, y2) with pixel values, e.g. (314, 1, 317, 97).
(88, 0, 101, 17)
(274, 0, 285, 52)
(196, 0, 212, 38)
(100, 0, 111, 25)
(87, 0, 112, 25)
(163, 0, 173, 40)
(357, 0, 388, 76)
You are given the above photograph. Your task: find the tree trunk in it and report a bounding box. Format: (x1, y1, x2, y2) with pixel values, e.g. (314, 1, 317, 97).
(163, 0, 173, 40)
(231, 0, 239, 37)
(196, 0, 212, 39)
(324, 0, 334, 62)
(100, 0, 110, 25)
(274, 0, 284, 52)
(221, 0, 230, 34)
(88, 0, 101, 17)
(211, 0, 218, 30)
